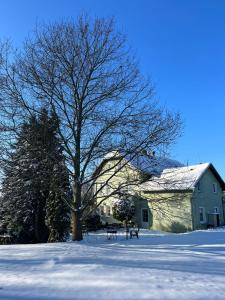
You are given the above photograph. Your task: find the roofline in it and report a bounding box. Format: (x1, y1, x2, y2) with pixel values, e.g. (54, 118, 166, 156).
(92, 157, 116, 178)
(141, 162, 225, 192)
(143, 189, 193, 193)
(202, 163, 225, 191)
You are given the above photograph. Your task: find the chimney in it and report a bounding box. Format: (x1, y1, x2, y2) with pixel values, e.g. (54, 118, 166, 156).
(148, 150, 155, 157)
(140, 149, 148, 156)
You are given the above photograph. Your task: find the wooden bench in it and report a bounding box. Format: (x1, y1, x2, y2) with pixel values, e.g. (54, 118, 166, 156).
(107, 229, 117, 240)
(129, 228, 139, 239)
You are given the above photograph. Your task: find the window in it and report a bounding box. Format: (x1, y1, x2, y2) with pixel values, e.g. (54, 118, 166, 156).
(106, 205, 111, 216)
(100, 206, 104, 215)
(213, 183, 217, 193)
(126, 184, 133, 194)
(199, 207, 206, 224)
(106, 185, 111, 195)
(121, 184, 130, 194)
(142, 209, 149, 223)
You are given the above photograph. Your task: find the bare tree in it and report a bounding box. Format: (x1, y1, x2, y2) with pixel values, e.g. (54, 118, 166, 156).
(0, 16, 181, 240)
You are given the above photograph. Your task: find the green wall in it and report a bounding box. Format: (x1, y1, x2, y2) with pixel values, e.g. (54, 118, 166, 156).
(142, 191, 193, 232)
(191, 169, 224, 229)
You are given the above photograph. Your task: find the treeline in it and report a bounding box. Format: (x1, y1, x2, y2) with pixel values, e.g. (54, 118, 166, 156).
(0, 109, 71, 243)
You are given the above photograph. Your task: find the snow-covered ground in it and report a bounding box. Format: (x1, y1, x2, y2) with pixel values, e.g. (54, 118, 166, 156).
(0, 229, 225, 300)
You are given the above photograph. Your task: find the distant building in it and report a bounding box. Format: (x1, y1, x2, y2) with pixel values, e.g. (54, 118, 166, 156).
(95, 151, 225, 232)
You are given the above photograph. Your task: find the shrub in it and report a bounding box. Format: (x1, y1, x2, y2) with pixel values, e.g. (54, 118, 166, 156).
(112, 199, 135, 223)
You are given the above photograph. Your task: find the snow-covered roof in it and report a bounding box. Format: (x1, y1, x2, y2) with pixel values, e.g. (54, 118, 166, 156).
(99, 151, 225, 191)
(126, 154, 183, 174)
(141, 163, 216, 192)
(105, 151, 183, 175)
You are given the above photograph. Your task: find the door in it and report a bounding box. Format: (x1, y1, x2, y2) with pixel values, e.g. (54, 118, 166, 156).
(214, 207, 220, 227)
(216, 214, 220, 226)
(141, 208, 149, 228)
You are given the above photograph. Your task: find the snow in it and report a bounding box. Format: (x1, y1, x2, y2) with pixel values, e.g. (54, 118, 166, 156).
(141, 163, 211, 191)
(1, 229, 225, 299)
(105, 151, 183, 174)
(127, 154, 183, 175)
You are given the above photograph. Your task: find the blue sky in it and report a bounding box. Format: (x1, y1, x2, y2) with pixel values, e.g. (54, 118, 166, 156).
(1, 0, 225, 177)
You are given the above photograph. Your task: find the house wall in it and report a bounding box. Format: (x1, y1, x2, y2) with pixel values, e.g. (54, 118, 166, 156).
(223, 193, 225, 221)
(95, 158, 143, 224)
(142, 191, 193, 232)
(191, 169, 224, 229)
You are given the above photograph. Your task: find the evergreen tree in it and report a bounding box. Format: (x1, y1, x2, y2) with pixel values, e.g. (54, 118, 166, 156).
(1, 119, 43, 242)
(112, 197, 135, 240)
(0, 110, 71, 243)
(112, 198, 135, 224)
(45, 163, 71, 242)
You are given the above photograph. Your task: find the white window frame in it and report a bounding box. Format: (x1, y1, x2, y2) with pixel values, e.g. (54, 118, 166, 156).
(213, 183, 217, 193)
(199, 207, 206, 224)
(106, 205, 111, 216)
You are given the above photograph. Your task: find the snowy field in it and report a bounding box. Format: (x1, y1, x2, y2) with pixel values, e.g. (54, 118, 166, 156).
(0, 229, 225, 300)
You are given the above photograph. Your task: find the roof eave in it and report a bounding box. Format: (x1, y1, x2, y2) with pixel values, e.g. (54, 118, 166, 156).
(142, 188, 193, 193)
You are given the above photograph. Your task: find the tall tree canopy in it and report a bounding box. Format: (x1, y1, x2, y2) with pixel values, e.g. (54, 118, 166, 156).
(0, 16, 181, 240)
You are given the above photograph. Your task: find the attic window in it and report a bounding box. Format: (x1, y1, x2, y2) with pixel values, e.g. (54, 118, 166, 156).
(213, 183, 217, 193)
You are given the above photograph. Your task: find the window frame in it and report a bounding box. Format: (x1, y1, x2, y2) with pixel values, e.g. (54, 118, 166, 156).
(106, 205, 111, 217)
(142, 208, 149, 223)
(213, 182, 218, 194)
(199, 207, 206, 224)
(100, 206, 104, 216)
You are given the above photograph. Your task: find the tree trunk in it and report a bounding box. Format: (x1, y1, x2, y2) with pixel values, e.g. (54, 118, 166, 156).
(125, 219, 129, 240)
(34, 200, 49, 243)
(71, 181, 83, 241)
(72, 210, 83, 241)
